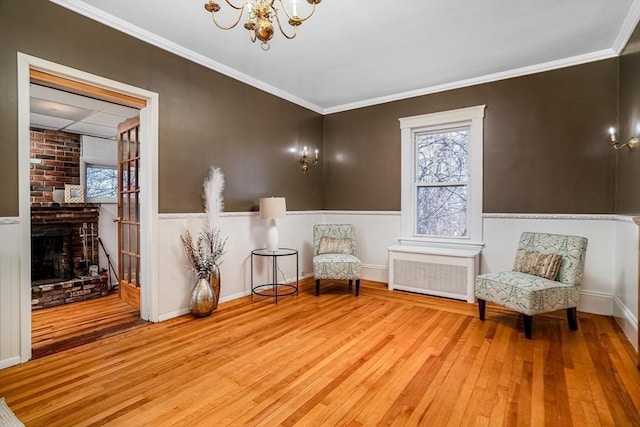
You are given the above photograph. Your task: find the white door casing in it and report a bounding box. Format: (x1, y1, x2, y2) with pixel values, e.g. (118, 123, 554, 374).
(15, 53, 159, 364)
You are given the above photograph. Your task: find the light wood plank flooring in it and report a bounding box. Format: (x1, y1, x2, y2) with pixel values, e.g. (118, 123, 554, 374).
(32, 292, 148, 359)
(1, 279, 639, 426)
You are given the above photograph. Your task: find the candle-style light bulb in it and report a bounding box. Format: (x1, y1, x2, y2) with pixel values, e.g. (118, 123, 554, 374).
(314, 148, 319, 161)
(609, 127, 616, 142)
(292, 0, 298, 16)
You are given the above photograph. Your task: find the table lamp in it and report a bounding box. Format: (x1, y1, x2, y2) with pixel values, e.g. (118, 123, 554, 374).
(259, 197, 287, 251)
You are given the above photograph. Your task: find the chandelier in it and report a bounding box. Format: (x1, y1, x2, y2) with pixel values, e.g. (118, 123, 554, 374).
(204, 0, 322, 51)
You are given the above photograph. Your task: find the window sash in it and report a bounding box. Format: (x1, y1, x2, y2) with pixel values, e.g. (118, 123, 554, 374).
(413, 127, 470, 238)
(414, 126, 469, 185)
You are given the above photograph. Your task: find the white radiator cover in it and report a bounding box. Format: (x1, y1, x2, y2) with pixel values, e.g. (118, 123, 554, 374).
(388, 245, 480, 303)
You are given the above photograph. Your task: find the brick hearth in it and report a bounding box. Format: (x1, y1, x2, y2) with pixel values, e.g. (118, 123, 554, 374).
(32, 277, 108, 310)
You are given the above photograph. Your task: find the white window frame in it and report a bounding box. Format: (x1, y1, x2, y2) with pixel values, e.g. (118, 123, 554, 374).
(399, 105, 485, 250)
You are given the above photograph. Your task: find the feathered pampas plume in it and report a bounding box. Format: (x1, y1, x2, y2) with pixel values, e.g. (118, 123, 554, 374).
(180, 166, 228, 278)
(203, 166, 225, 232)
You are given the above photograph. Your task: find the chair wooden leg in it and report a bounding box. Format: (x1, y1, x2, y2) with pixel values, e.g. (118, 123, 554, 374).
(315, 279, 320, 296)
(567, 307, 578, 331)
(478, 299, 486, 321)
(523, 315, 533, 339)
(355, 279, 360, 296)
(348, 280, 353, 290)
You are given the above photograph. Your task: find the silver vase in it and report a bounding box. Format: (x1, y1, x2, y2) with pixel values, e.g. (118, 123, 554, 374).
(190, 276, 215, 317)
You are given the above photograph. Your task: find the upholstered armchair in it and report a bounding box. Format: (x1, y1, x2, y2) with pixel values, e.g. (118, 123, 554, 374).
(313, 224, 362, 296)
(475, 232, 588, 339)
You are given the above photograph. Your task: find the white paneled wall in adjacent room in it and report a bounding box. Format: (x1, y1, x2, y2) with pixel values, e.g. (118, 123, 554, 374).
(98, 204, 118, 287)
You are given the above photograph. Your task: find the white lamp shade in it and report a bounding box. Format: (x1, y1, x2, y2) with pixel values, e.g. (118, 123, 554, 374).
(259, 197, 287, 219)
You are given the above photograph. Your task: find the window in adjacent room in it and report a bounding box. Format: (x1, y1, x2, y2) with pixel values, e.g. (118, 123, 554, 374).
(84, 164, 117, 202)
(399, 105, 485, 248)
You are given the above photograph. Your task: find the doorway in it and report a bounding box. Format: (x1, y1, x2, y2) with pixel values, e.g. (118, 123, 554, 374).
(17, 53, 160, 362)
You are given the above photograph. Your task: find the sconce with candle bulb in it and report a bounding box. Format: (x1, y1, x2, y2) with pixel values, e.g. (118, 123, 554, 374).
(608, 127, 638, 151)
(300, 146, 319, 172)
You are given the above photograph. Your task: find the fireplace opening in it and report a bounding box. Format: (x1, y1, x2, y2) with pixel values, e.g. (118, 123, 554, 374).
(31, 223, 73, 286)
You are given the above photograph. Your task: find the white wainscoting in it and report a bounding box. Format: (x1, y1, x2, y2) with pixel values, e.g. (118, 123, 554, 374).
(480, 214, 637, 349)
(157, 211, 322, 321)
(319, 211, 401, 283)
(0, 218, 23, 369)
(613, 218, 639, 350)
(321, 212, 638, 348)
(482, 214, 618, 315)
(2, 211, 637, 369)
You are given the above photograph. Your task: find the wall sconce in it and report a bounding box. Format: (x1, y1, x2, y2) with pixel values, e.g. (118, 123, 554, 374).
(609, 127, 638, 151)
(300, 146, 319, 172)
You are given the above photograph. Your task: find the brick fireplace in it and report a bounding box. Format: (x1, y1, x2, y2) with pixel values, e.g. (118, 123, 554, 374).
(30, 128, 109, 310)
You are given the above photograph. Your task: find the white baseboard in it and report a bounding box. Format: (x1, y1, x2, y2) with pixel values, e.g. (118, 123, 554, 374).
(613, 296, 638, 350)
(0, 356, 21, 370)
(362, 264, 388, 283)
(219, 290, 251, 304)
(158, 308, 190, 322)
(360, 265, 615, 316)
(578, 289, 614, 315)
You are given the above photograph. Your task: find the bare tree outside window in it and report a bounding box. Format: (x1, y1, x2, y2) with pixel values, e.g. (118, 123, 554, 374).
(86, 165, 118, 199)
(415, 128, 469, 237)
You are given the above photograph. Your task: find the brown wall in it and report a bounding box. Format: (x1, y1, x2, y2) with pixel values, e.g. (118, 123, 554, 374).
(323, 60, 619, 213)
(616, 23, 640, 214)
(0, 0, 323, 216)
(2, 1, 634, 216)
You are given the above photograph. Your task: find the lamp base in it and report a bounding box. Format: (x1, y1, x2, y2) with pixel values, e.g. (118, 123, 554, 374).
(266, 219, 279, 252)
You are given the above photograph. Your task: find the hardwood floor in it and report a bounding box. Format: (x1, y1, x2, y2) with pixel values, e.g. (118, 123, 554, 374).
(2, 279, 639, 426)
(31, 292, 148, 359)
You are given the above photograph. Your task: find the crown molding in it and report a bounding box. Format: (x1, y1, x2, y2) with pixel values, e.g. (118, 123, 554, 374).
(51, 0, 637, 116)
(50, 0, 325, 114)
(613, 0, 640, 54)
(324, 49, 617, 114)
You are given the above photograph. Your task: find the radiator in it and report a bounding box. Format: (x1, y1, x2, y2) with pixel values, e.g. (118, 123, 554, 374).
(388, 245, 480, 302)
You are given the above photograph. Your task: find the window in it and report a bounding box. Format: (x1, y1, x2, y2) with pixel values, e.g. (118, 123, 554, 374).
(80, 136, 118, 203)
(399, 105, 485, 249)
(86, 165, 117, 199)
(82, 162, 118, 203)
(416, 127, 469, 237)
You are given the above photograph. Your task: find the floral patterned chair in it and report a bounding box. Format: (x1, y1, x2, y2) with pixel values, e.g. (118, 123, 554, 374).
(313, 224, 362, 296)
(475, 232, 588, 339)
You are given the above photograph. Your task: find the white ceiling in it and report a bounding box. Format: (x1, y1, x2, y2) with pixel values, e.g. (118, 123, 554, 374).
(52, 0, 640, 114)
(30, 84, 139, 139)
